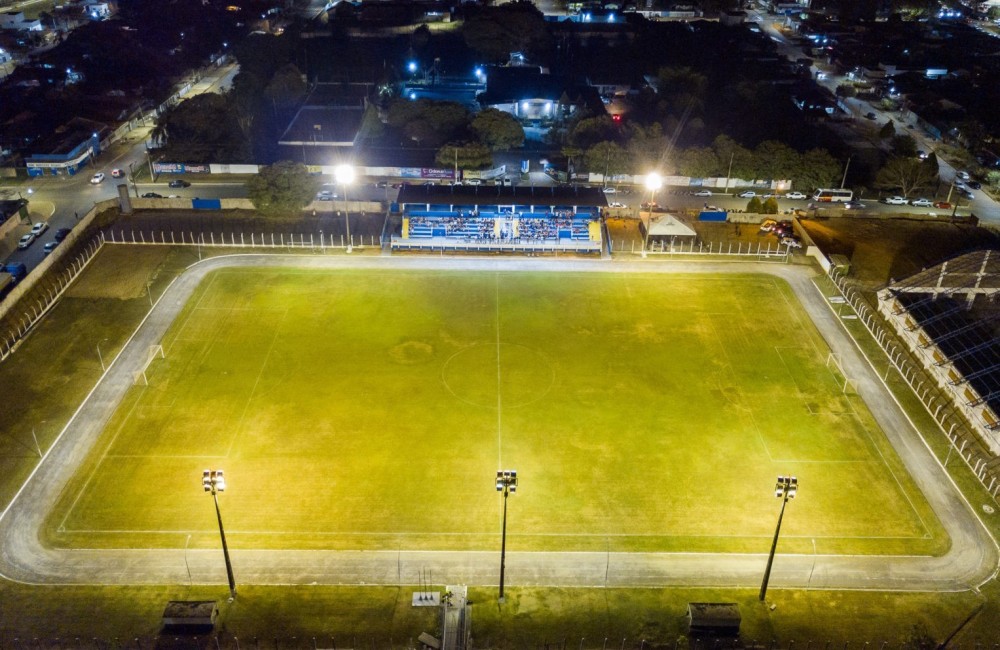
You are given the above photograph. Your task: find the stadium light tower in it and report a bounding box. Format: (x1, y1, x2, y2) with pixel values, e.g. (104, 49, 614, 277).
(642, 172, 663, 258)
(495, 469, 518, 602)
(202, 469, 237, 601)
(334, 163, 355, 253)
(759, 475, 797, 602)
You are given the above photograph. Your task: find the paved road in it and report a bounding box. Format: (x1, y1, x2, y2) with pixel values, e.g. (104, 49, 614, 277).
(0, 255, 996, 593)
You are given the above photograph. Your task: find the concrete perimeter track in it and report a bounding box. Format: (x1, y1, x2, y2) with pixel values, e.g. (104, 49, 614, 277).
(0, 254, 996, 592)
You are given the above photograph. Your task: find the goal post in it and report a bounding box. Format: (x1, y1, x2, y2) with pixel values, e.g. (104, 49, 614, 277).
(826, 353, 856, 395)
(134, 344, 165, 386)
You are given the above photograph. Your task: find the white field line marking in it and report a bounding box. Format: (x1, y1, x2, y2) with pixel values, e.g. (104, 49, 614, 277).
(57, 385, 150, 532)
(225, 307, 289, 458)
(806, 278, 934, 539)
(165, 272, 222, 354)
(495, 273, 503, 469)
(57, 527, 931, 541)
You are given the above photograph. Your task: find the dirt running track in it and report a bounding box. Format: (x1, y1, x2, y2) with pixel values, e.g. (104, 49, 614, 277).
(0, 254, 996, 592)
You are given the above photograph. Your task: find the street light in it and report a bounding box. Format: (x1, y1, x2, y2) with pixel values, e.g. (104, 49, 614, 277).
(202, 469, 237, 601)
(495, 469, 518, 602)
(334, 163, 355, 253)
(642, 173, 663, 258)
(759, 475, 797, 602)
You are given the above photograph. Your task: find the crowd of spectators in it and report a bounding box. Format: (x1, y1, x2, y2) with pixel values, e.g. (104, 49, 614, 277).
(407, 210, 595, 242)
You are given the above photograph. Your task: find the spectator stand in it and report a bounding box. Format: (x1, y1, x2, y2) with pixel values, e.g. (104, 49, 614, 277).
(393, 185, 606, 254)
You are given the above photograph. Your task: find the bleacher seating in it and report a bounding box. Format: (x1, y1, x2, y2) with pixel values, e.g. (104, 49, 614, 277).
(404, 209, 597, 244)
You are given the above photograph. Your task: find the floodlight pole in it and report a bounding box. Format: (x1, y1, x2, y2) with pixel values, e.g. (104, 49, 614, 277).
(203, 469, 237, 601)
(496, 469, 518, 602)
(759, 475, 797, 602)
(642, 173, 663, 258)
(334, 164, 354, 254)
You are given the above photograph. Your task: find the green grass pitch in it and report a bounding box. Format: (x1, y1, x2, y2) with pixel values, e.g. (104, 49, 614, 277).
(45, 268, 946, 556)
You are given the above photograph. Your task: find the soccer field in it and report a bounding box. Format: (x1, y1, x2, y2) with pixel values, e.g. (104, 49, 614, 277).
(45, 268, 945, 556)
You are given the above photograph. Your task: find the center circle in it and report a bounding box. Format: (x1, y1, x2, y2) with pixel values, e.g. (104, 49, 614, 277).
(442, 342, 555, 409)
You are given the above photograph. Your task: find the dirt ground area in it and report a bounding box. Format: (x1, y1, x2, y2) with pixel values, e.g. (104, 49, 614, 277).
(606, 214, 794, 254)
(800, 217, 1000, 288)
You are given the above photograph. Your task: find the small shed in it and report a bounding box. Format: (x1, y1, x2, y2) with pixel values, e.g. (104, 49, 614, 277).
(162, 601, 218, 631)
(643, 214, 697, 245)
(687, 602, 741, 636)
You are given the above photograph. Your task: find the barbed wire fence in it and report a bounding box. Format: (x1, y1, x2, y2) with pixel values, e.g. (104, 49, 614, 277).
(826, 268, 999, 502)
(0, 633, 993, 649)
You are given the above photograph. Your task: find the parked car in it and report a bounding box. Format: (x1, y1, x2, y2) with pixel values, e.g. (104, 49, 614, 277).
(916, 150, 928, 160)
(865, 112, 877, 120)
(30, 222, 48, 236)
(316, 190, 335, 201)
(844, 201, 866, 210)
(957, 170, 971, 181)
(168, 179, 191, 188)
(374, 180, 388, 188)
(141, 192, 163, 198)
(608, 202, 626, 208)
(882, 196, 908, 205)
(54, 228, 72, 241)
(693, 189, 713, 197)
(602, 187, 617, 194)
(111, 168, 124, 178)
(641, 201, 659, 210)
(784, 192, 807, 200)
(759, 219, 777, 232)
(90, 172, 105, 184)
(933, 201, 953, 209)
(43, 241, 59, 255)
(17, 233, 35, 249)
(465, 179, 482, 186)
(960, 190, 976, 200)
(910, 198, 933, 207)
(967, 181, 982, 190)
(737, 190, 756, 198)
(781, 236, 803, 249)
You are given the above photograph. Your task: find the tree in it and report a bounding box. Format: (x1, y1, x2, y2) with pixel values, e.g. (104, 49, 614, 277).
(436, 142, 493, 171)
(627, 123, 670, 172)
(471, 109, 525, 151)
(387, 99, 469, 147)
(265, 64, 308, 112)
(875, 157, 937, 197)
(711, 135, 754, 181)
(762, 197, 780, 214)
(150, 93, 248, 163)
(747, 196, 763, 213)
(797, 149, 841, 192)
(752, 141, 799, 181)
(462, 2, 549, 62)
(246, 161, 321, 216)
(879, 120, 896, 139)
(568, 115, 620, 149)
(656, 66, 708, 114)
(584, 141, 631, 180)
(987, 170, 1000, 189)
(676, 147, 720, 178)
(890, 134, 918, 158)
